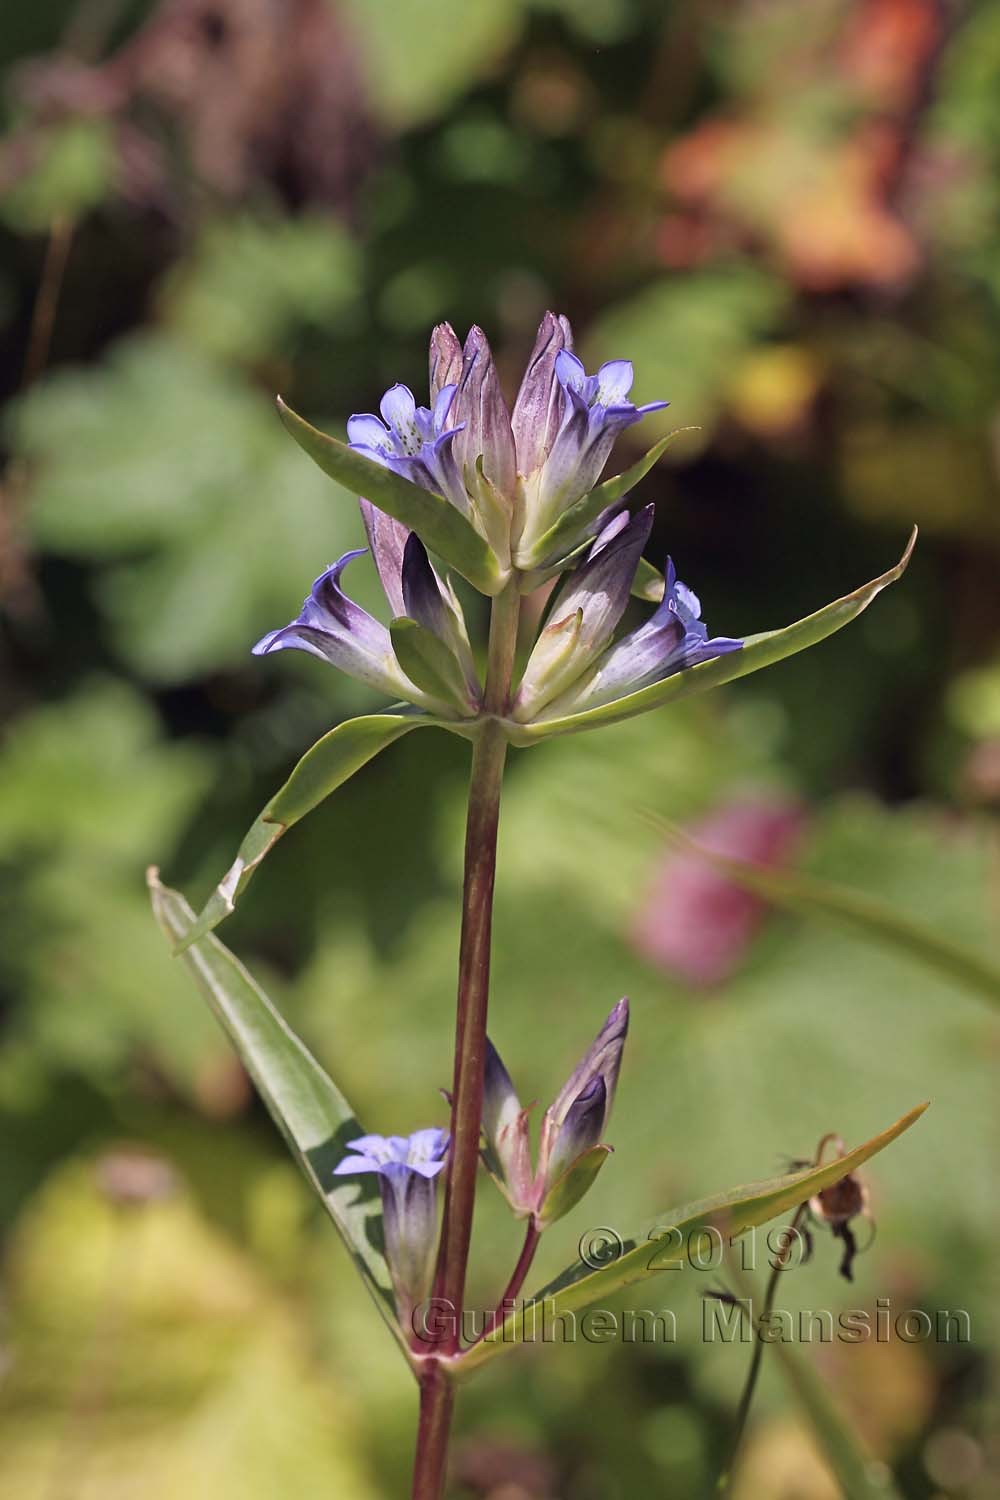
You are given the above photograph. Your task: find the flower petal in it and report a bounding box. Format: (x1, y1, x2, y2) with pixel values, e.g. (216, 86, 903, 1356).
(359, 498, 409, 618)
(252, 550, 433, 706)
(594, 359, 634, 406)
(429, 322, 463, 400)
(511, 310, 574, 477)
(513, 507, 653, 721)
(379, 384, 421, 451)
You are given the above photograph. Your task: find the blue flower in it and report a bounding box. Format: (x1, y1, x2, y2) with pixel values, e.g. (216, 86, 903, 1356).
(335, 1128, 449, 1326)
(513, 349, 668, 560)
(512, 507, 654, 722)
(347, 316, 667, 571)
(533, 555, 743, 721)
(347, 383, 468, 515)
(253, 531, 480, 718)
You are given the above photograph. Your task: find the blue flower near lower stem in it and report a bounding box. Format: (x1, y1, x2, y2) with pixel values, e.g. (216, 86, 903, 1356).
(335, 1129, 449, 1329)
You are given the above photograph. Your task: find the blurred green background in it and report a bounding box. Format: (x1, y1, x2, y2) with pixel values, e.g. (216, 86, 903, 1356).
(1, 1, 999, 1496)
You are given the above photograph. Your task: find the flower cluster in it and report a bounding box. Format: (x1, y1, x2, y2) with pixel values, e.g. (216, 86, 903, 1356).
(254, 313, 740, 727)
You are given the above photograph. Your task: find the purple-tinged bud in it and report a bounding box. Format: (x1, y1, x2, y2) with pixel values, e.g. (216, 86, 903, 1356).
(359, 497, 409, 618)
(514, 342, 668, 560)
(481, 1039, 535, 1215)
(429, 322, 463, 402)
(511, 311, 574, 478)
(536, 999, 628, 1213)
(481, 1003, 628, 1230)
(400, 533, 480, 700)
(451, 326, 517, 505)
(544, 1075, 607, 1187)
(334, 1128, 448, 1330)
(513, 507, 654, 722)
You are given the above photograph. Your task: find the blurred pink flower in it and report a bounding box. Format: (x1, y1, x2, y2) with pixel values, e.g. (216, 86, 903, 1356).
(630, 797, 808, 987)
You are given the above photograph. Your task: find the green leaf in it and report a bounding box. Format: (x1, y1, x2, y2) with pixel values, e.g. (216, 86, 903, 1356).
(509, 529, 917, 743)
(277, 398, 503, 595)
(148, 872, 403, 1351)
(654, 818, 1000, 1011)
(517, 432, 692, 571)
(457, 1101, 927, 1375)
(343, 0, 521, 127)
(389, 618, 476, 716)
(175, 712, 436, 951)
(537, 1145, 612, 1227)
(12, 335, 365, 684)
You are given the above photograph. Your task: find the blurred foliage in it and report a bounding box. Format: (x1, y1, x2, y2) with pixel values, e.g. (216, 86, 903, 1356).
(2, 0, 999, 1496)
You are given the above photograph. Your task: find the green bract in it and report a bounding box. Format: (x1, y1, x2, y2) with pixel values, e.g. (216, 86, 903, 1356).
(277, 397, 504, 595)
(506, 529, 917, 742)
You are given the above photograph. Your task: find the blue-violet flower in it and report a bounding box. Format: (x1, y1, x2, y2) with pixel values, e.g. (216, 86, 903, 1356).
(334, 1128, 449, 1325)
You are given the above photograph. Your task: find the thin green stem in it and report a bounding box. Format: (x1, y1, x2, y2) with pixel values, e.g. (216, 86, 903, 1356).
(717, 1134, 842, 1490)
(716, 1202, 809, 1492)
(410, 578, 521, 1500)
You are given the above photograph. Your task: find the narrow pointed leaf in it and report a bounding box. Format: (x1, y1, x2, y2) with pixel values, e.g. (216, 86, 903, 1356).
(508, 530, 917, 744)
(389, 617, 476, 717)
(277, 397, 503, 595)
(176, 712, 437, 951)
(519, 432, 692, 570)
(654, 819, 1000, 1010)
(457, 1101, 927, 1374)
(149, 871, 404, 1349)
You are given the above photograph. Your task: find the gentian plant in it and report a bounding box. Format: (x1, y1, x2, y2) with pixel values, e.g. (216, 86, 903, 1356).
(150, 313, 925, 1497)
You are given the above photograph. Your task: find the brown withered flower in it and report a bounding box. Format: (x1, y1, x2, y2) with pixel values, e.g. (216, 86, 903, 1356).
(807, 1134, 875, 1283)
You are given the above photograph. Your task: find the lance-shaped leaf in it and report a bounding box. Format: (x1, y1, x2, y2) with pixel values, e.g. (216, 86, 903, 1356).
(390, 618, 478, 717)
(457, 1101, 927, 1375)
(653, 818, 1000, 1011)
(175, 711, 446, 952)
(507, 529, 917, 744)
(517, 432, 690, 572)
(149, 872, 405, 1351)
(277, 397, 503, 595)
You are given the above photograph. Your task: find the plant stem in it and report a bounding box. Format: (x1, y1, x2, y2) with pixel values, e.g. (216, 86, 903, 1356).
(412, 1362, 455, 1500)
(716, 1202, 809, 1492)
(718, 1136, 845, 1490)
(411, 578, 521, 1500)
(470, 1218, 541, 1351)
